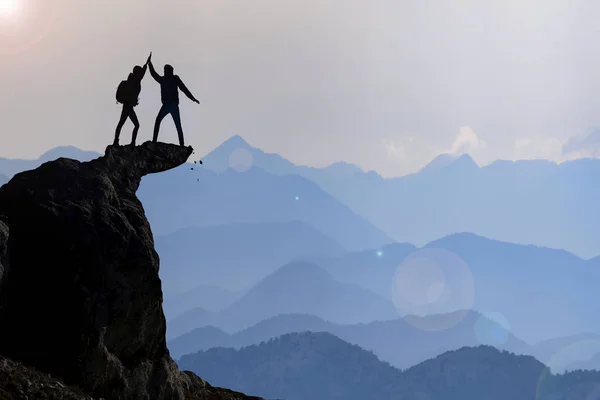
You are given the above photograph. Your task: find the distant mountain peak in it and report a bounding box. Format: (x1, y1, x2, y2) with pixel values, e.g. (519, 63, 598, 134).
(202, 135, 299, 174)
(264, 261, 333, 284)
(38, 146, 102, 163)
(454, 153, 479, 167)
(40, 145, 79, 156)
(419, 153, 478, 174)
(419, 153, 456, 173)
(325, 161, 364, 172)
(218, 135, 254, 151)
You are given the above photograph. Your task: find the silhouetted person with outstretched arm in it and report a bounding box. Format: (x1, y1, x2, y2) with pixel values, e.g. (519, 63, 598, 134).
(147, 54, 200, 146)
(114, 53, 151, 146)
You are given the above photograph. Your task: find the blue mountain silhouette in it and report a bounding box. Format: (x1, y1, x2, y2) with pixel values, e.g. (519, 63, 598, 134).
(138, 163, 392, 252)
(156, 220, 347, 294)
(202, 135, 600, 258)
(166, 261, 397, 339)
(168, 311, 533, 369)
(313, 232, 600, 343)
(0, 146, 101, 178)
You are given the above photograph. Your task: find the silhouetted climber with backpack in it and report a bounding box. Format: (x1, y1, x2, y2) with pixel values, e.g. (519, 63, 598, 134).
(147, 53, 200, 147)
(114, 53, 152, 146)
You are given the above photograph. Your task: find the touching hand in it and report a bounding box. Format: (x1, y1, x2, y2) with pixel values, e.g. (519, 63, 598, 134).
(194, 99, 200, 104)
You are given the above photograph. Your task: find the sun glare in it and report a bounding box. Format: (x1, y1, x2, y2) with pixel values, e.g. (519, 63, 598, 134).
(0, 0, 20, 18)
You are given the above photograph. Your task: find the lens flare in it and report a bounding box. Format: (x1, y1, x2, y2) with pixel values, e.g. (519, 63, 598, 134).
(536, 337, 600, 399)
(229, 148, 254, 172)
(0, 0, 20, 17)
(391, 248, 475, 331)
(474, 312, 511, 346)
(0, 0, 62, 55)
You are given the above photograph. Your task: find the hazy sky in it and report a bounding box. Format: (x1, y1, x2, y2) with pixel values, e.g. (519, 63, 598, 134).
(3, 0, 600, 176)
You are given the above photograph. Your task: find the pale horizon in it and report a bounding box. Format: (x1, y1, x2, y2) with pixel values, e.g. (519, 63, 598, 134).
(0, 133, 593, 179)
(4, 0, 600, 177)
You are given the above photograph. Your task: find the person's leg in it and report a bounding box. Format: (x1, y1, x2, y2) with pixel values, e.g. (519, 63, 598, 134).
(129, 109, 140, 146)
(153, 105, 169, 143)
(113, 105, 129, 146)
(171, 105, 185, 146)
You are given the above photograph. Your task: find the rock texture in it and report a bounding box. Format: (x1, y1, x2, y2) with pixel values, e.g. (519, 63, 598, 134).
(0, 355, 94, 400)
(0, 142, 260, 400)
(0, 217, 8, 312)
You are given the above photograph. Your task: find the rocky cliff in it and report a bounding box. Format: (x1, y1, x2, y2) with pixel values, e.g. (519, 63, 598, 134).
(0, 142, 260, 400)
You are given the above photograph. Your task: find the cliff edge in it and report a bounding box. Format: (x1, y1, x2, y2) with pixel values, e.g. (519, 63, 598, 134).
(0, 142, 260, 400)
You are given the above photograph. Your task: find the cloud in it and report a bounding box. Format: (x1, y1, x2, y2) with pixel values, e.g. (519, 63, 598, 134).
(512, 129, 600, 163)
(562, 129, 600, 157)
(428, 126, 489, 166)
(513, 136, 564, 161)
(381, 135, 435, 174)
(381, 137, 408, 160)
(383, 125, 600, 177)
(449, 126, 487, 156)
(382, 127, 488, 174)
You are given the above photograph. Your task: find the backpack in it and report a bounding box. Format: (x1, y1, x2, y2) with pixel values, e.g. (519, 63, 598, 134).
(116, 80, 131, 104)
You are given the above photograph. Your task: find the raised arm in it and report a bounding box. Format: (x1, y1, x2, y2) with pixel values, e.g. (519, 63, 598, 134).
(139, 63, 148, 82)
(139, 63, 148, 79)
(148, 60, 162, 83)
(140, 52, 151, 78)
(177, 76, 199, 103)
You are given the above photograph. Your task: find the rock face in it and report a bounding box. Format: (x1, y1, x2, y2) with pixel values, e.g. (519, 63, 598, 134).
(0, 142, 260, 400)
(0, 217, 8, 302)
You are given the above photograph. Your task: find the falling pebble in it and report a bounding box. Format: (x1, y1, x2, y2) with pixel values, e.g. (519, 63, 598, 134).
(194, 161, 197, 164)
(190, 167, 194, 170)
